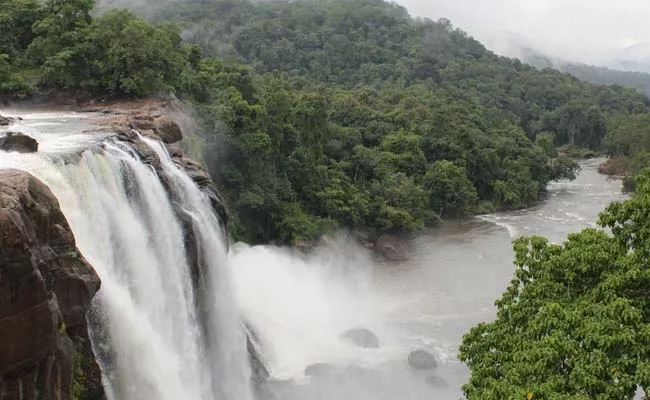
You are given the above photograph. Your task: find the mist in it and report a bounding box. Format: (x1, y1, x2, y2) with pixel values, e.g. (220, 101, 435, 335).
(228, 234, 462, 399)
(397, 0, 650, 67)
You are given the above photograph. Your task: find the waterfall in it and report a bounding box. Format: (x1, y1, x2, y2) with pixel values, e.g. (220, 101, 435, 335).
(0, 126, 253, 400)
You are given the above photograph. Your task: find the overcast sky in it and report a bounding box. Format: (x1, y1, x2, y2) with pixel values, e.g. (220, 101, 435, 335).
(396, 0, 650, 65)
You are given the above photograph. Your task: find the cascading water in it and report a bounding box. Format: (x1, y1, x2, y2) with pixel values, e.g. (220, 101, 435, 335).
(0, 112, 253, 400)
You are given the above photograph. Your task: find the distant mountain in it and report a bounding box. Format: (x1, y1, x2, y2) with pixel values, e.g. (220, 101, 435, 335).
(560, 64, 650, 97)
(483, 32, 650, 97)
(608, 42, 650, 74)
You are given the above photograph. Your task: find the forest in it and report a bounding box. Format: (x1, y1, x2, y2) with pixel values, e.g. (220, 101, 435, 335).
(2, 0, 650, 246)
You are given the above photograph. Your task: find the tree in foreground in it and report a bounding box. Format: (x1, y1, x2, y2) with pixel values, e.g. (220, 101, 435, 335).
(460, 170, 650, 399)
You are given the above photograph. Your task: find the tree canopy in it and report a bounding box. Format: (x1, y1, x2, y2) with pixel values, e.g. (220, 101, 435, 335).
(460, 170, 650, 399)
(2, 0, 649, 244)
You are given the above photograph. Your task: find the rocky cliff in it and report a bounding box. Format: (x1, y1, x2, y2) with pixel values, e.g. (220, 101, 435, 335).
(0, 104, 265, 399)
(0, 170, 103, 400)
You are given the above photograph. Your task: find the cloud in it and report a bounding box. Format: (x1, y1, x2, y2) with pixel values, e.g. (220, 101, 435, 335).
(396, 0, 650, 65)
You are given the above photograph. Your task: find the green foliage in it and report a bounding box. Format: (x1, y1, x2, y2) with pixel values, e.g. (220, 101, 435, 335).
(148, 0, 650, 243)
(423, 160, 477, 217)
(460, 170, 650, 399)
(72, 349, 86, 400)
(0, 0, 191, 98)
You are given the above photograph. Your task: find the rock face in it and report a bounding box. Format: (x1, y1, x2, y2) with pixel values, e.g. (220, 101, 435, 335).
(407, 350, 438, 370)
(0, 170, 103, 400)
(375, 233, 410, 261)
(0, 132, 39, 153)
(340, 328, 380, 349)
(246, 324, 269, 382)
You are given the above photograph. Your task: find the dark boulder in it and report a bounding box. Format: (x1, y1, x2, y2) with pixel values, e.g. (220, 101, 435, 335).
(340, 328, 380, 348)
(0, 170, 104, 400)
(153, 116, 183, 144)
(0, 132, 39, 153)
(407, 350, 438, 370)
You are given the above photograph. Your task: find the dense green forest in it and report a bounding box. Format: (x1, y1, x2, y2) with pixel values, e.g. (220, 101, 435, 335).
(149, 0, 650, 243)
(2, 0, 650, 246)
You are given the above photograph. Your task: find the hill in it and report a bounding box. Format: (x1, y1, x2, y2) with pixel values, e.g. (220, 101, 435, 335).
(140, 0, 649, 242)
(4, 0, 650, 245)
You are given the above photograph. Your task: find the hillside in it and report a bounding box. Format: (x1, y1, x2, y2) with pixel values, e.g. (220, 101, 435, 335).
(3, 0, 650, 245)
(145, 0, 649, 242)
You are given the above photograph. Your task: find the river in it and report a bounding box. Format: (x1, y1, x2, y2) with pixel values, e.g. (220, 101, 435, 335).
(231, 158, 627, 400)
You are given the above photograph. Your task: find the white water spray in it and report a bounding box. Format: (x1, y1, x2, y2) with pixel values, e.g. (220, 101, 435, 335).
(0, 117, 253, 400)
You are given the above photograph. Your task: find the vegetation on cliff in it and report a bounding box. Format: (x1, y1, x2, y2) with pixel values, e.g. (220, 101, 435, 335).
(3, 0, 650, 245)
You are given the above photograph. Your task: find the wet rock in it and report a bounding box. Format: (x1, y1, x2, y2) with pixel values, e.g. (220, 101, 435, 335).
(408, 350, 438, 370)
(0, 114, 13, 125)
(153, 116, 183, 144)
(0, 170, 103, 400)
(340, 328, 380, 348)
(375, 233, 410, 261)
(173, 155, 229, 229)
(246, 324, 269, 382)
(130, 117, 155, 131)
(0, 132, 39, 153)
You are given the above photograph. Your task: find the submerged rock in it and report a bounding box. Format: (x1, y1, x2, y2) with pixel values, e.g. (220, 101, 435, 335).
(0, 132, 39, 153)
(0, 170, 103, 400)
(425, 375, 449, 388)
(408, 350, 438, 370)
(304, 363, 374, 379)
(340, 328, 380, 348)
(305, 363, 343, 377)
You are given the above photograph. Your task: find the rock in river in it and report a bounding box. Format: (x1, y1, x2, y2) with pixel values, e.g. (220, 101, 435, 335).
(153, 116, 183, 144)
(0, 114, 13, 126)
(340, 328, 380, 348)
(0, 132, 39, 153)
(408, 350, 438, 370)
